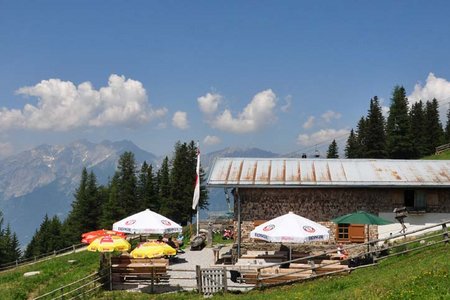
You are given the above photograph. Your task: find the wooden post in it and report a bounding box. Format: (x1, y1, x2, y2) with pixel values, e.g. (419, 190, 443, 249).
(222, 267, 228, 292)
(443, 223, 449, 244)
(150, 266, 155, 293)
(196, 265, 202, 294)
(256, 268, 261, 288)
(236, 188, 241, 259)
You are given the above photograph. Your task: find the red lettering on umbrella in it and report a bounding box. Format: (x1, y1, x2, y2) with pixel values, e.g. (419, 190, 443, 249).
(161, 220, 171, 226)
(303, 226, 316, 233)
(263, 224, 275, 231)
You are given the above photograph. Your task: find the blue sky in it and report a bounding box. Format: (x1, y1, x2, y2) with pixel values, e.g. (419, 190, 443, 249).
(1, 1, 450, 158)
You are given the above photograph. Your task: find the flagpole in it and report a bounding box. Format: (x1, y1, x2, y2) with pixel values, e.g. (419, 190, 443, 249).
(192, 140, 200, 236)
(196, 207, 200, 236)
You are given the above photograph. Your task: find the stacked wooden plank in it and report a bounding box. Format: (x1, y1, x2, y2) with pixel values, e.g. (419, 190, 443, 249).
(240, 259, 349, 285)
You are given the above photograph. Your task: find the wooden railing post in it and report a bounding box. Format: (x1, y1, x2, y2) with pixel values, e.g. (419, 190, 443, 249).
(196, 265, 202, 293)
(443, 223, 449, 244)
(256, 268, 261, 288)
(222, 267, 228, 293)
(109, 265, 113, 291)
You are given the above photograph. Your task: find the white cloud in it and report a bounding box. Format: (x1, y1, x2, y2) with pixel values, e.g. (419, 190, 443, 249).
(408, 73, 450, 117)
(297, 128, 350, 146)
(321, 110, 342, 122)
(303, 116, 315, 129)
(211, 89, 277, 133)
(0, 142, 13, 158)
(172, 111, 189, 130)
(281, 95, 292, 113)
(203, 135, 221, 146)
(0, 74, 167, 132)
(197, 92, 222, 115)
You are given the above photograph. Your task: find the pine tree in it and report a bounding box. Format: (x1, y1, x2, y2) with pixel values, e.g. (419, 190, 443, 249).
(365, 96, 387, 158)
(345, 129, 359, 158)
(63, 168, 100, 244)
(24, 231, 39, 259)
(386, 86, 413, 158)
(158, 156, 173, 219)
(100, 174, 123, 229)
(116, 152, 138, 216)
(136, 162, 158, 211)
(25, 215, 61, 257)
(445, 106, 450, 143)
(326, 139, 339, 158)
(424, 99, 444, 155)
(8, 232, 21, 262)
(355, 117, 368, 157)
(169, 141, 209, 225)
(410, 101, 427, 158)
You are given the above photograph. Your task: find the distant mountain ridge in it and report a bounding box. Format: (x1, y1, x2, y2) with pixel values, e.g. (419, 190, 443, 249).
(0, 139, 159, 246)
(0, 140, 278, 247)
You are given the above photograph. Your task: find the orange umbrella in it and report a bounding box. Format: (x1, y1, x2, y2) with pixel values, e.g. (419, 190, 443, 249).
(87, 235, 131, 252)
(81, 229, 126, 244)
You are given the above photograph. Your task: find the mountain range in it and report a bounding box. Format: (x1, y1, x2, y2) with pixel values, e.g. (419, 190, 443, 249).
(0, 140, 279, 247)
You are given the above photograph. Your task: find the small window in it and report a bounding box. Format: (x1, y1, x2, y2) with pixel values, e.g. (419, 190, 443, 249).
(338, 224, 349, 240)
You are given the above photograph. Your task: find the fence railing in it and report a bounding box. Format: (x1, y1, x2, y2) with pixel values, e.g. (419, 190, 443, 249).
(32, 271, 108, 300)
(0, 243, 86, 272)
(435, 143, 450, 154)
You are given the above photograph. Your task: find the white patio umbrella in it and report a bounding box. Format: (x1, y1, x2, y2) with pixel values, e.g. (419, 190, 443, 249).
(113, 209, 182, 235)
(250, 212, 330, 260)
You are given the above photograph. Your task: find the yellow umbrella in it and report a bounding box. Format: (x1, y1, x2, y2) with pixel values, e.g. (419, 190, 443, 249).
(130, 241, 176, 258)
(87, 235, 131, 252)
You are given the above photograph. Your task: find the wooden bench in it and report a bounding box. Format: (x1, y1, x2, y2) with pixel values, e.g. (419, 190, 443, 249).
(110, 257, 169, 283)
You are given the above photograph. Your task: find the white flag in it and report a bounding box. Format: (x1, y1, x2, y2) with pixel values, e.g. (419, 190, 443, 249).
(192, 146, 200, 210)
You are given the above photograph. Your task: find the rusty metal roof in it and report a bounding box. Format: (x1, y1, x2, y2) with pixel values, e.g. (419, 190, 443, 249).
(207, 158, 450, 188)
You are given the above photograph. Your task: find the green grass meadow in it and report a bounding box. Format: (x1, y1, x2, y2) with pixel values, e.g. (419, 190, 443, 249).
(0, 233, 448, 300)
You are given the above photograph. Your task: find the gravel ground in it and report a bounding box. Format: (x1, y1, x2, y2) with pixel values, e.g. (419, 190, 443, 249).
(113, 246, 254, 294)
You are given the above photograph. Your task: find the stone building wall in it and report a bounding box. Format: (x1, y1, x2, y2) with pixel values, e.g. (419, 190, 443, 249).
(233, 187, 450, 244)
(234, 187, 450, 222)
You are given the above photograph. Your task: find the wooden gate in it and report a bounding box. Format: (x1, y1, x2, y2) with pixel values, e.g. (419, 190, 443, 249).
(196, 266, 228, 296)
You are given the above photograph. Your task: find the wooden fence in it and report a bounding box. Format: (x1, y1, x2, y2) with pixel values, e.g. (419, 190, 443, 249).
(33, 271, 108, 300)
(196, 266, 228, 296)
(435, 143, 450, 154)
(0, 243, 86, 272)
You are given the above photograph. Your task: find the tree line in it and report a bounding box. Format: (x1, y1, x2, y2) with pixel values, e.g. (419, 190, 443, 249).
(326, 86, 450, 159)
(0, 211, 21, 265)
(0, 140, 208, 262)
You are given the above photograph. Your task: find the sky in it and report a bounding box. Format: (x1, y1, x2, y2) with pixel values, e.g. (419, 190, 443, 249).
(1, 1, 450, 158)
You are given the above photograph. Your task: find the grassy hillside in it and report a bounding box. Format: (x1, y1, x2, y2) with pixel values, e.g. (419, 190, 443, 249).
(0, 251, 99, 299)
